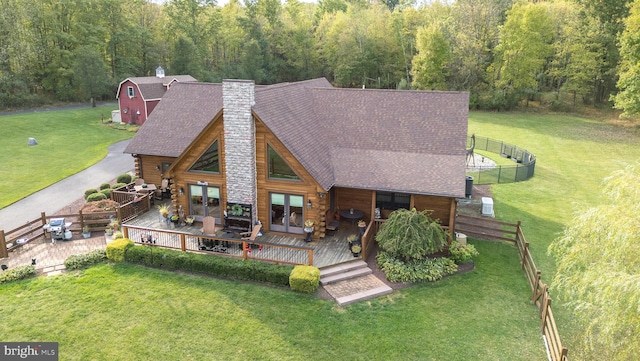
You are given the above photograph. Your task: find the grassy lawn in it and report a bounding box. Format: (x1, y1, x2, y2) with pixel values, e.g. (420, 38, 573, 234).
(0, 105, 135, 208)
(0, 242, 545, 361)
(468, 111, 640, 352)
(2, 108, 637, 359)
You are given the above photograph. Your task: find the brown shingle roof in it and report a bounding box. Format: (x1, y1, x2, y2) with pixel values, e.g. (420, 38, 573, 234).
(124, 82, 222, 157)
(125, 78, 469, 198)
(116, 75, 198, 100)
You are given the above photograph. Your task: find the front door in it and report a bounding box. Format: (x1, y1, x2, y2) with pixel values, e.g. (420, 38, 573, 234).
(188, 184, 221, 222)
(269, 193, 303, 234)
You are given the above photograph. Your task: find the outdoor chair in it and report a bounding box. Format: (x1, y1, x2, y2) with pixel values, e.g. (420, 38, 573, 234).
(325, 210, 339, 235)
(154, 179, 169, 200)
(134, 178, 145, 186)
(200, 216, 216, 235)
(240, 224, 263, 253)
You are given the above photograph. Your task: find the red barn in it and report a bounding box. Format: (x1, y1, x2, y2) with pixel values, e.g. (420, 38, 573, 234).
(115, 66, 197, 125)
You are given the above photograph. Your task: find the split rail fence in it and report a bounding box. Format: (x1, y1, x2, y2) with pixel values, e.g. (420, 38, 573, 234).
(455, 214, 569, 361)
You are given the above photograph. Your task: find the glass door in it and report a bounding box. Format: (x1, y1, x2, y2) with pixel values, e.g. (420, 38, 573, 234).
(188, 184, 221, 222)
(269, 193, 304, 234)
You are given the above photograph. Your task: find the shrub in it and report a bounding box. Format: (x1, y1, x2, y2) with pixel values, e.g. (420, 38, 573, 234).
(375, 208, 448, 260)
(113, 231, 124, 239)
(289, 265, 320, 293)
(99, 182, 111, 190)
(64, 250, 107, 270)
(81, 199, 119, 212)
(124, 246, 293, 286)
(447, 241, 479, 264)
(100, 188, 111, 198)
(376, 252, 458, 283)
(116, 173, 132, 184)
(106, 238, 134, 262)
(84, 188, 98, 199)
(111, 182, 127, 190)
(0, 265, 37, 284)
(86, 192, 107, 202)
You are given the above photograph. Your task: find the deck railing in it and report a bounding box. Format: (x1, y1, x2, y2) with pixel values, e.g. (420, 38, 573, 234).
(455, 214, 569, 361)
(122, 224, 314, 266)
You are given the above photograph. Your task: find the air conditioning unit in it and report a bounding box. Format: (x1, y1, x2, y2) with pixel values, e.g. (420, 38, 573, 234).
(481, 197, 494, 217)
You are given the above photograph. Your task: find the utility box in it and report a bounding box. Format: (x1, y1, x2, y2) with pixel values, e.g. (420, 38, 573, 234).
(481, 197, 494, 217)
(455, 233, 467, 246)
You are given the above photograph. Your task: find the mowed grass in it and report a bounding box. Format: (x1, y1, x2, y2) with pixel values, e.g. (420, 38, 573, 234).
(0, 105, 135, 208)
(2, 109, 636, 359)
(0, 242, 545, 361)
(468, 111, 640, 351)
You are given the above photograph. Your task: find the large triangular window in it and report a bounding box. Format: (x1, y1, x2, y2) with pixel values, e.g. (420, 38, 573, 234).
(268, 144, 300, 181)
(189, 140, 219, 173)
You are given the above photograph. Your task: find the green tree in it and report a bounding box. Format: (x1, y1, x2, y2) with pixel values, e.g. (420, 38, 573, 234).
(73, 46, 111, 107)
(613, 0, 640, 117)
(548, 162, 640, 360)
(489, 2, 553, 104)
(375, 208, 448, 260)
(171, 35, 202, 77)
(411, 22, 451, 90)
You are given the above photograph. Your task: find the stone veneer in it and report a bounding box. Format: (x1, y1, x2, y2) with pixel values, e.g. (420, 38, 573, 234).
(222, 80, 257, 225)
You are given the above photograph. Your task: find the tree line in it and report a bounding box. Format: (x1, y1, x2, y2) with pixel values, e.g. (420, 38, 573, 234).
(1, 0, 639, 115)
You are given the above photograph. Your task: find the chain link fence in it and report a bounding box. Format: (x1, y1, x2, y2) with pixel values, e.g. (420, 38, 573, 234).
(466, 135, 536, 185)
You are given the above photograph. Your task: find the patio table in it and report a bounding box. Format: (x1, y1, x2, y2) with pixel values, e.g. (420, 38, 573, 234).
(339, 209, 364, 225)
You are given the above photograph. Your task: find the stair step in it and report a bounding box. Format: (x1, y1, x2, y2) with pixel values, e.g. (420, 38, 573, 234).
(320, 267, 372, 285)
(319, 260, 368, 278)
(335, 285, 393, 306)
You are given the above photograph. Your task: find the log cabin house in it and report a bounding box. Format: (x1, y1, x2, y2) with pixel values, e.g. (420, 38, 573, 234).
(123, 78, 469, 240)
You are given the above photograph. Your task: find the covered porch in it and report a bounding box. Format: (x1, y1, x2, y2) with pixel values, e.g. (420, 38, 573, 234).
(123, 205, 379, 269)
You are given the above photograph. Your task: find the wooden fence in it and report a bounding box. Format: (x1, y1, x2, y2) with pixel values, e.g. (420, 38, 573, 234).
(122, 224, 314, 266)
(0, 210, 116, 258)
(455, 214, 569, 361)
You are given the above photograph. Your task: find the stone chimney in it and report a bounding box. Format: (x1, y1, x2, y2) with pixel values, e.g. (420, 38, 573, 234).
(222, 80, 257, 225)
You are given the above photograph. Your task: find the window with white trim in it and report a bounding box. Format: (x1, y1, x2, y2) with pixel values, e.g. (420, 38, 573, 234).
(127, 86, 135, 98)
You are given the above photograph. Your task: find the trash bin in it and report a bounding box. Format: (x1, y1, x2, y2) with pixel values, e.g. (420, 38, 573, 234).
(465, 176, 474, 198)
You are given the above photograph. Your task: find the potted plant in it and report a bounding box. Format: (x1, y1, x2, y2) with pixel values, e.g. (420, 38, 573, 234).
(358, 220, 367, 234)
(347, 234, 359, 246)
(185, 217, 195, 226)
(303, 219, 314, 242)
(105, 227, 113, 236)
(82, 225, 91, 238)
(170, 214, 179, 225)
(157, 204, 170, 218)
(351, 244, 361, 257)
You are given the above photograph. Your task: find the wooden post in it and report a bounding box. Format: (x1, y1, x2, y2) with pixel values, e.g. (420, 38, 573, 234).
(532, 270, 542, 302)
(41, 212, 48, 238)
(123, 226, 129, 239)
(242, 241, 248, 260)
(0, 230, 8, 259)
(116, 207, 122, 223)
(308, 249, 313, 266)
(180, 234, 186, 251)
(79, 209, 85, 231)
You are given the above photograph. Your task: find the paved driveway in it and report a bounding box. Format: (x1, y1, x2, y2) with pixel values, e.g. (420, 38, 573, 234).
(0, 139, 133, 232)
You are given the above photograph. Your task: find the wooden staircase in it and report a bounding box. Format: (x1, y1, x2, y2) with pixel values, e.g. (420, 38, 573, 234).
(320, 260, 392, 306)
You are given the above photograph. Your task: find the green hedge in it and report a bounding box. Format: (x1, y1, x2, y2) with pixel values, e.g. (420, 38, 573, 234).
(84, 188, 98, 199)
(125, 246, 293, 286)
(106, 238, 134, 262)
(111, 182, 127, 190)
(86, 192, 107, 202)
(0, 265, 36, 284)
(99, 182, 111, 190)
(100, 188, 112, 198)
(64, 249, 107, 270)
(376, 252, 458, 283)
(116, 173, 132, 184)
(289, 265, 320, 293)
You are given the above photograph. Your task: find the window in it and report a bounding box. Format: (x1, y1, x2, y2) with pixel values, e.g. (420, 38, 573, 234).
(376, 191, 410, 210)
(267, 144, 300, 181)
(189, 140, 219, 173)
(127, 86, 135, 98)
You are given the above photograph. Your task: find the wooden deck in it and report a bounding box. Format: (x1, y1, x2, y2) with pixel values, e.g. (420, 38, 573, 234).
(124, 205, 364, 268)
